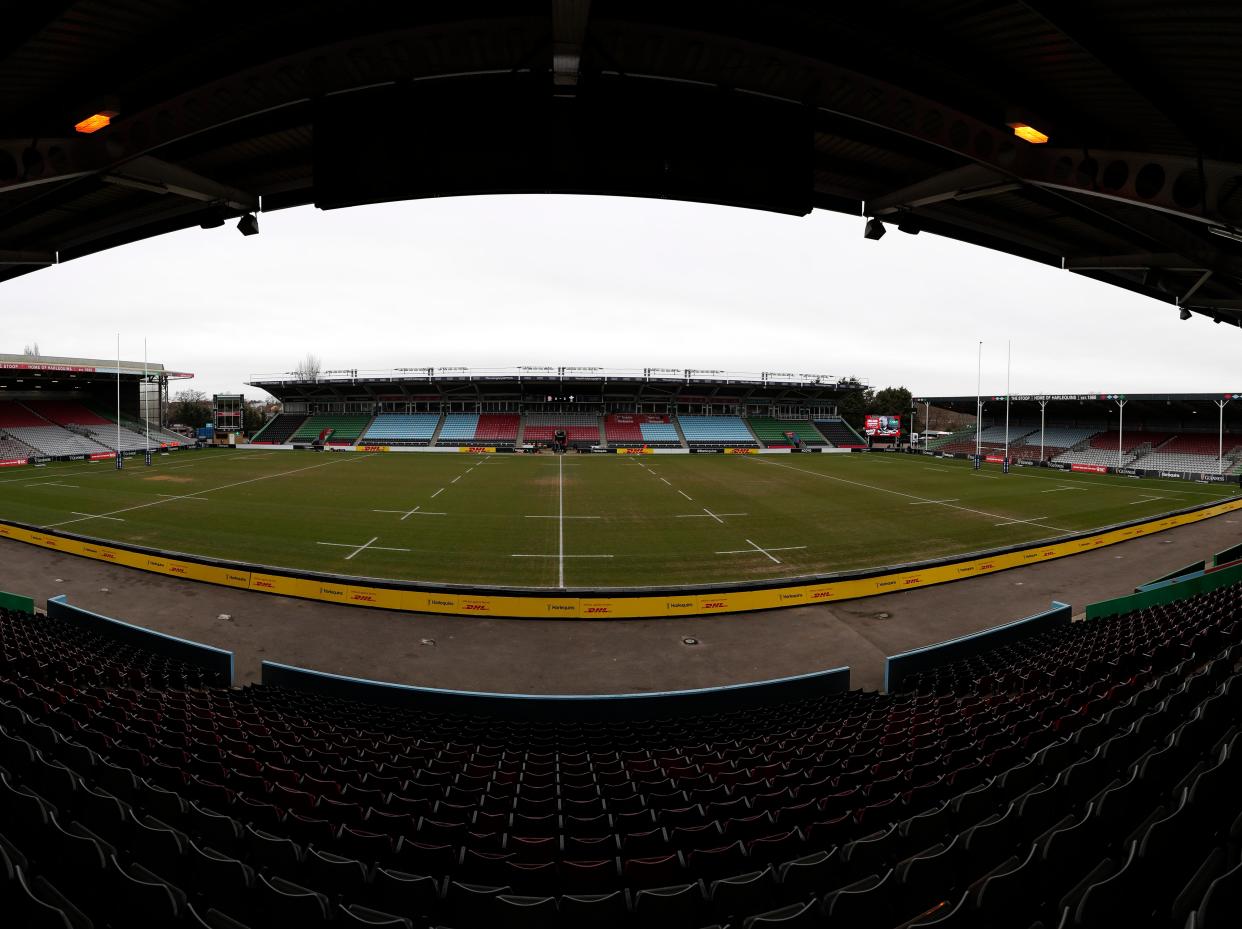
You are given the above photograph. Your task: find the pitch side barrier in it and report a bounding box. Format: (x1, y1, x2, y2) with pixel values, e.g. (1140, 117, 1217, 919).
(883, 602, 1071, 693)
(1, 497, 1241, 619)
(1085, 557, 1242, 620)
(1213, 541, 1242, 566)
(46, 594, 234, 685)
(1138, 560, 1208, 591)
(0, 589, 35, 612)
(260, 661, 850, 723)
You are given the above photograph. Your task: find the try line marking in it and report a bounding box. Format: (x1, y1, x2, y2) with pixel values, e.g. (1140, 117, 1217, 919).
(749, 457, 1075, 533)
(71, 511, 123, 522)
(716, 538, 807, 565)
(42, 453, 377, 529)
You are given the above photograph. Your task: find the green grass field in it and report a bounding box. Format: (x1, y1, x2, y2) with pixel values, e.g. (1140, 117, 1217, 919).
(0, 449, 1236, 588)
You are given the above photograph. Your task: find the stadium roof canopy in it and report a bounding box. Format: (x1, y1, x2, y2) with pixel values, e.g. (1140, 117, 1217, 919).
(919, 392, 1242, 429)
(248, 366, 859, 405)
(3, 2, 1242, 325)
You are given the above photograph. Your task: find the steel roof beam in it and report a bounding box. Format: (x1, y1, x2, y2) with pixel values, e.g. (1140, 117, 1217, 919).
(101, 156, 257, 212)
(866, 165, 1017, 215)
(552, 0, 591, 90)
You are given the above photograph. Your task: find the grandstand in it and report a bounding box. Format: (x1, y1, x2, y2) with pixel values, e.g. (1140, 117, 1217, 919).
(435, 413, 521, 447)
(360, 414, 441, 446)
(250, 413, 307, 445)
(521, 412, 602, 446)
(747, 417, 828, 448)
(289, 414, 373, 446)
(815, 418, 866, 448)
(245, 369, 856, 453)
(603, 414, 682, 448)
(1, 561, 1240, 928)
(677, 415, 759, 448)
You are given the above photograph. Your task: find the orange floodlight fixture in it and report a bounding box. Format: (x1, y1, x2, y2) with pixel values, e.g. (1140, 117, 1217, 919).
(74, 111, 118, 133)
(1008, 122, 1049, 144)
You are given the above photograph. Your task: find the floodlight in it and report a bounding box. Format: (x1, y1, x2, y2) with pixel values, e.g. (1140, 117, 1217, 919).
(75, 111, 117, 133)
(1007, 122, 1049, 144)
(237, 214, 259, 236)
(1179, 307, 1192, 321)
(898, 218, 920, 235)
(863, 218, 886, 240)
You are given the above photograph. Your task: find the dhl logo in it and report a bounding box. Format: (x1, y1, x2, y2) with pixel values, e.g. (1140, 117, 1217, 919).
(980, 563, 995, 570)
(904, 577, 921, 585)
(352, 593, 377, 603)
(812, 590, 832, 599)
(701, 601, 727, 609)
(171, 566, 186, 574)
(102, 551, 116, 559)
(255, 580, 274, 589)
(464, 603, 489, 612)
(585, 606, 611, 614)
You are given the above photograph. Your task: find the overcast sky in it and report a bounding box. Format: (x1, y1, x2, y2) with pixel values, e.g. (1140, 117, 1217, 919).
(4, 194, 1238, 400)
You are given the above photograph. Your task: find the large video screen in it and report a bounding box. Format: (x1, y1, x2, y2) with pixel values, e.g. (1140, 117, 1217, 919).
(864, 414, 901, 437)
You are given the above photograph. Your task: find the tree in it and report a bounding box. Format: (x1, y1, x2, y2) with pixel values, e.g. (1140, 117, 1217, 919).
(295, 353, 321, 382)
(835, 380, 870, 432)
(169, 389, 211, 427)
(243, 400, 270, 435)
(871, 386, 914, 416)
(23, 342, 39, 357)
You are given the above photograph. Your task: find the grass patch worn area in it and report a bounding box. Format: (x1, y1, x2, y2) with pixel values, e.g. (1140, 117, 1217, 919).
(0, 449, 1236, 588)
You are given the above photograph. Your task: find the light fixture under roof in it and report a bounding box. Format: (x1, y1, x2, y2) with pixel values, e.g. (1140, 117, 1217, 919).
(75, 111, 118, 134)
(863, 217, 886, 240)
(1007, 122, 1049, 144)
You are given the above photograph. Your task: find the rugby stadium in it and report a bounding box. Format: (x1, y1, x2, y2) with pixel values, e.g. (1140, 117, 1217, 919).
(2, 4, 1242, 929)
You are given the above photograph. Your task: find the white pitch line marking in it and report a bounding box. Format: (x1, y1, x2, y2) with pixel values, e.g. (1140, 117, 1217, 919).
(994, 517, 1048, 527)
(1129, 496, 1166, 505)
(155, 494, 206, 501)
(70, 511, 124, 521)
(924, 467, 954, 473)
(317, 536, 411, 560)
(450, 476, 461, 484)
(909, 499, 959, 505)
(26, 482, 79, 488)
(511, 554, 613, 559)
(525, 515, 600, 519)
(676, 510, 749, 521)
(42, 453, 376, 529)
(716, 539, 807, 565)
(373, 506, 446, 520)
(431, 488, 445, 498)
(972, 474, 1000, 480)
(557, 454, 565, 587)
(660, 478, 671, 485)
(677, 490, 693, 501)
(749, 457, 1076, 533)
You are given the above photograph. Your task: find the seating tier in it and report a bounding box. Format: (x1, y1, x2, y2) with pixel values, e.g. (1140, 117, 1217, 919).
(676, 415, 756, 446)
